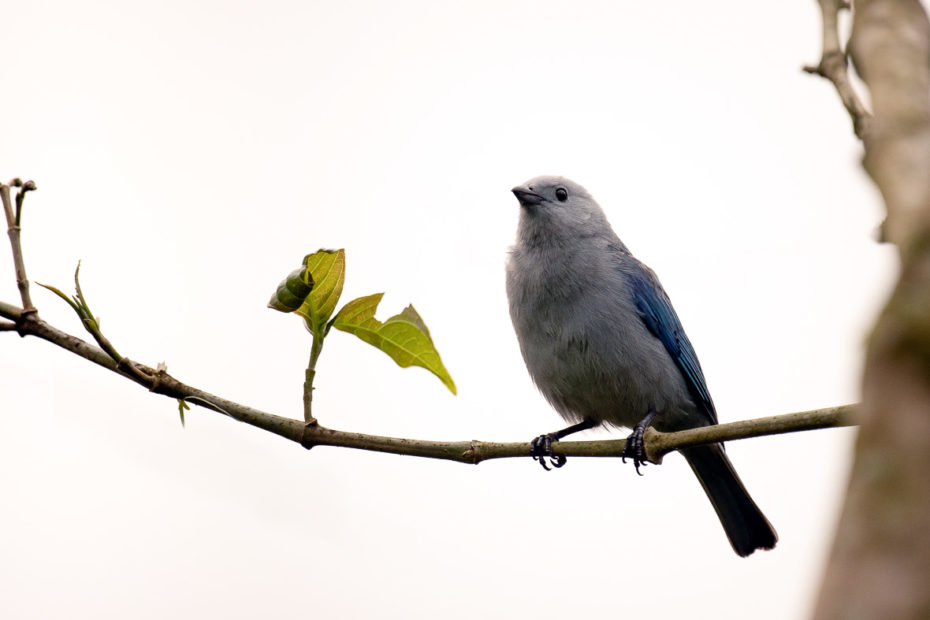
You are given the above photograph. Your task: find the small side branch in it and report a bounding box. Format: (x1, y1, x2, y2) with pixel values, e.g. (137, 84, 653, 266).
(36, 263, 153, 386)
(1, 179, 37, 313)
(804, 0, 872, 139)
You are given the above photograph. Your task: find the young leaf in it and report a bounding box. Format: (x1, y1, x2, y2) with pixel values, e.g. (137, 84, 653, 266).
(300, 249, 345, 333)
(332, 293, 457, 394)
(267, 266, 314, 313)
(267, 249, 345, 334)
(177, 399, 190, 427)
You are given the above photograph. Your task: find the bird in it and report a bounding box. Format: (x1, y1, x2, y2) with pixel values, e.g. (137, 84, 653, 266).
(505, 175, 777, 557)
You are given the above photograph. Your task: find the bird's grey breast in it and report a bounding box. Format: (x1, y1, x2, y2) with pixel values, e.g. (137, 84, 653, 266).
(507, 243, 694, 429)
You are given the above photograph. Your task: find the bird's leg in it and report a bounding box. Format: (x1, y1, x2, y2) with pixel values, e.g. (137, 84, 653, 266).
(622, 409, 657, 476)
(530, 418, 598, 471)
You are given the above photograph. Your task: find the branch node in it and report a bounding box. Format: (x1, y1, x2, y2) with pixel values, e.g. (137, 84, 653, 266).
(301, 419, 319, 450)
(462, 440, 481, 464)
(147, 366, 166, 391)
(14, 305, 38, 337)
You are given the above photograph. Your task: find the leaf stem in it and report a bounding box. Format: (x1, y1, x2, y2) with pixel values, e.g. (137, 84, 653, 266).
(304, 330, 324, 423)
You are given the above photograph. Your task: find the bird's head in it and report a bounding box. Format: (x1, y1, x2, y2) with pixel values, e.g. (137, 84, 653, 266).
(511, 176, 611, 244)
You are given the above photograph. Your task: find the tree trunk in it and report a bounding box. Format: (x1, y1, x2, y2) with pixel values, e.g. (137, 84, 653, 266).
(814, 1, 930, 618)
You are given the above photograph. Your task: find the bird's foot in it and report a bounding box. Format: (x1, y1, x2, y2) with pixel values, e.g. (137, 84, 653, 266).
(529, 419, 597, 471)
(621, 429, 648, 475)
(530, 433, 566, 471)
(621, 410, 657, 476)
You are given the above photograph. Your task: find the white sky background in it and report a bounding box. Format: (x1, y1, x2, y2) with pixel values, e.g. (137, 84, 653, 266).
(0, 1, 897, 618)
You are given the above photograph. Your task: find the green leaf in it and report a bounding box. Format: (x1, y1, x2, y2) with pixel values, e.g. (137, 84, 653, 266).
(178, 399, 190, 427)
(268, 249, 345, 334)
(332, 293, 457, 394)
(36, 281, 82, 314)
(267, 267, 314, 313)
(299, 249, 345, 333)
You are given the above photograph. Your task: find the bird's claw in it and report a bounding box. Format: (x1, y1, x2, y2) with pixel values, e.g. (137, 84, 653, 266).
(621, 410, 657, 476)
(621, 427, 649, 476)
(530, 433, 566, 471)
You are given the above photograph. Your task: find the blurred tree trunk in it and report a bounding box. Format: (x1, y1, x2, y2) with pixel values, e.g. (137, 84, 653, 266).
(814, 0, 930, 618)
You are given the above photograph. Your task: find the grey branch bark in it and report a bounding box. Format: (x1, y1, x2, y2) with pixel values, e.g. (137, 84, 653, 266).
(811, 1, 930, 618)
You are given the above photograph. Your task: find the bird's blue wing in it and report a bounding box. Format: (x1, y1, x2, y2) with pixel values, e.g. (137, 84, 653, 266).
(627, 265, 717, 425)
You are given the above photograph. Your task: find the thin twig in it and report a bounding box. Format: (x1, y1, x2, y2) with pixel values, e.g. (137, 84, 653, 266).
(1, 180, 36, 312)
(804, 0, 872, 139)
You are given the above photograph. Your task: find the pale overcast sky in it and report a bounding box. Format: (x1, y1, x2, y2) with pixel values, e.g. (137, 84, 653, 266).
(1, 2, 894, 618)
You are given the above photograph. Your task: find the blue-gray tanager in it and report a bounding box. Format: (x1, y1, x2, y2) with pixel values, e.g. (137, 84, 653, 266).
(506, 175, 777, 557)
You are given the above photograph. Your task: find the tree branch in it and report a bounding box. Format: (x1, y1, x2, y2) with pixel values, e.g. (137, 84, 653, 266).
(1, 295, 856, 464)
(851, 0, 930, 254)
(0, 170, 857, 476)
(805, 0, 872, 139)
(811, 1, 930, 617)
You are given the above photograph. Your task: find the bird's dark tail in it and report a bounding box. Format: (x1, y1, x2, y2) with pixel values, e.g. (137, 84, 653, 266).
(681, 444, 777, 557)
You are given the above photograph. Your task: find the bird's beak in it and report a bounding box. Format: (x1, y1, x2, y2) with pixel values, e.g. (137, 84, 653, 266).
(512, 186, 544, 207)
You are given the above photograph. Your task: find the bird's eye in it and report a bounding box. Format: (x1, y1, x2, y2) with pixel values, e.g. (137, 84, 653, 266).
(555, 188, 568, 202)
